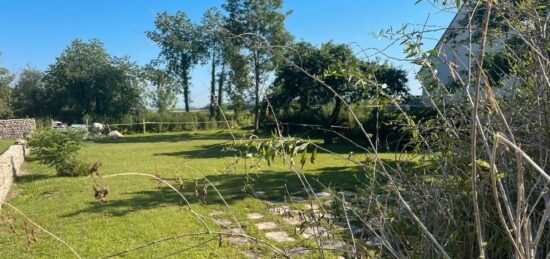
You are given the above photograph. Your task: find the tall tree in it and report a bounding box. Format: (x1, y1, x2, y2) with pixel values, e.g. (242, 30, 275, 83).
(200, 7, 226, 118)
(12, 67, 45, 117)
(0, 60, 14, 119)
(44, 39, 144, 122)
(270, 42, 409, 144)
(147, 12, 206, 113)
(224, 0, 292, 132)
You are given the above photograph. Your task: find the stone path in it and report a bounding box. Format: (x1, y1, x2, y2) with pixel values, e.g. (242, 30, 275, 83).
(209, 210, 225, 216)
(255, 221, 278, 230)
(265, 231, 295, 242)
(246, 213, 263, 220)
(207, 189, 360, 257)
(300, 226, 328, 238)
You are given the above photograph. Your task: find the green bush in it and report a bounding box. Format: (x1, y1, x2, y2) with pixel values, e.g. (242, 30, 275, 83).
(28, 129, 89, 177)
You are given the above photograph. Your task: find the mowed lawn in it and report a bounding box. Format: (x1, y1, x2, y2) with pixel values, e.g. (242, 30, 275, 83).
(1, 130, 413, 258)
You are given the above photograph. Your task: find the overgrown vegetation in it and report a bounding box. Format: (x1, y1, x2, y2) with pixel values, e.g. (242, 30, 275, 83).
(0, 0, 548, 258)
(28, 129, 89, 177)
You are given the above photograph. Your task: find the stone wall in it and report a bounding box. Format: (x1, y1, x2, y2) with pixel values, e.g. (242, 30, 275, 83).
(0, 144, 26, 208)
(0, 119, 36, 139)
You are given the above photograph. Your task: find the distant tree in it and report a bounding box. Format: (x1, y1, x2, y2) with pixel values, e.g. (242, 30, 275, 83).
(224, 0, 292, 132)
(12, 67, 46, 117)
(141, 66, 177, 113)
(0, 59, 14, 119)
(200, 7, 227, 118)
(147, 12, 206, 113)
(44, 39, 144, 122)
(270, 42, 409, 143)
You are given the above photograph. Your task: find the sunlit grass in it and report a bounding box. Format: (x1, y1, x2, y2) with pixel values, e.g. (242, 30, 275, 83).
(1, 130, 415, 258)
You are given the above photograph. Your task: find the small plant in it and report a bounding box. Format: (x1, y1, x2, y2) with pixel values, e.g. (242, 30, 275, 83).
(28, 129, 89, 177)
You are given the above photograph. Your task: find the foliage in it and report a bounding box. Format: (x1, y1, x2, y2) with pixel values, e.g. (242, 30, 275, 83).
(12, 66, 46, 118)
(223, 0, 292, 132)
(147, 12, 206, 113)
(0, 62, 14, 119)
(43, 39, 144, 122)
(141, 66, 177, 113)
(28, 129, 88, 177)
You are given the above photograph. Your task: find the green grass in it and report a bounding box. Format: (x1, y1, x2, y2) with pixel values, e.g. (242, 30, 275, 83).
(0, 139, 15, 154)
(1, 130, 416, 258)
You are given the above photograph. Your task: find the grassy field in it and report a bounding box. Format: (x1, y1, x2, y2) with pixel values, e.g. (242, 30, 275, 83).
(0, 139, 15, 154)
(0, 130, 416, 258)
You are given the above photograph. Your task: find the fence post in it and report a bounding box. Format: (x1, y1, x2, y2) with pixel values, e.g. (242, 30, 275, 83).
(142, 118, 146, 134)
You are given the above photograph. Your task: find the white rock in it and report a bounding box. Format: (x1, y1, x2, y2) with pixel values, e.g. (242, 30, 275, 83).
(107, 130, 124, 138)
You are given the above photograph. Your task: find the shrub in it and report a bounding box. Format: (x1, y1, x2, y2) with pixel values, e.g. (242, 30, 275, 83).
(28, 129, 89, 176)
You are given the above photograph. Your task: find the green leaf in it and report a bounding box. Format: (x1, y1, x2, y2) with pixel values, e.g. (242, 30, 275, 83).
(310, 148, 317, 164)
(476, 159, 491, 170)
(300, 148, 307, 169)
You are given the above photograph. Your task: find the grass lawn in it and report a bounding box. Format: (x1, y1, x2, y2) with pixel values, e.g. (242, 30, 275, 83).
(0, 138, 15, 154)
(1, 130, 416, 258)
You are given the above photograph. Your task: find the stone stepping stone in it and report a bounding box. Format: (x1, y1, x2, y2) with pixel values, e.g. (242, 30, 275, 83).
(265, 231, 295, 242)
(214, 219, 233, 226)
(269, 205, 291, 215)
(321, 240, 345, 249)
(209, 210, 225, 216)
(255, 221, 278, 230)
(222, 228, 248, 245)
(247, 213, 264, 220)
(242, 249, 262, 258)
(286, 247, 311, 257)
(228, 236, 249, 245)
(337, 191, 356, 197)
(315, 192, 332, 198)
(304, 204, 319, 210)
(283, 216, 303, 226)
(299, 226, 328, 238)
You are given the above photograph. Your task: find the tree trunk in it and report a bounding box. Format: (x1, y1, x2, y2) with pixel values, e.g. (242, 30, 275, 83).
(324, 97, 342, 145)
(217, 61, 226, 119)
(253, 51, 261, 133)
(183, 71, 190, 113)
(209, 53, 217, 118)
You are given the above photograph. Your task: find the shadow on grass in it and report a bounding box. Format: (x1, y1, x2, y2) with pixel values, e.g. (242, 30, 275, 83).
(92, 131, 240, 144)
(61, 166, 370, 218)
(16, 173, 55, 183)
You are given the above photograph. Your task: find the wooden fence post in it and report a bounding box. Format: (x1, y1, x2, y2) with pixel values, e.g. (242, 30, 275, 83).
(142, 118, 146, 134)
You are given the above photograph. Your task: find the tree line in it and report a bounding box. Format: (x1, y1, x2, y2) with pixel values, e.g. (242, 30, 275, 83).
(0, 0, 409, 134)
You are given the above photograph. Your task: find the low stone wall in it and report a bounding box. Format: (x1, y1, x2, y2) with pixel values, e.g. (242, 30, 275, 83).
(0, 119, 36, 139)
(0, 144, 27, 207)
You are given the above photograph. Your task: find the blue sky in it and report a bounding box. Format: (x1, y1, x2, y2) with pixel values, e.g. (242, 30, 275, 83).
(0, 0, 456, 108)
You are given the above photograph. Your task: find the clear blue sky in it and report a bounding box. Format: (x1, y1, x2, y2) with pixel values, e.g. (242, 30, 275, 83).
(0, 0, 456, 108)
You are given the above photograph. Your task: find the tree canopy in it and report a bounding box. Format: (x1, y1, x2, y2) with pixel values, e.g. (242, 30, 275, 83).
(43, 39, 144, 122)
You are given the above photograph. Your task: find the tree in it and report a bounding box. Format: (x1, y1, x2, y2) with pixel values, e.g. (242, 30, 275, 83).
(44, 39, 144, 122)
(0, 58, 14, 119)
(224, 0, 292, 132)
(141, 66, 177, 113)
(147, 12, 206, 113)
(270, 42, 409, 144)
(12, 67, 46, 117)
(200, 7, 227, 118)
